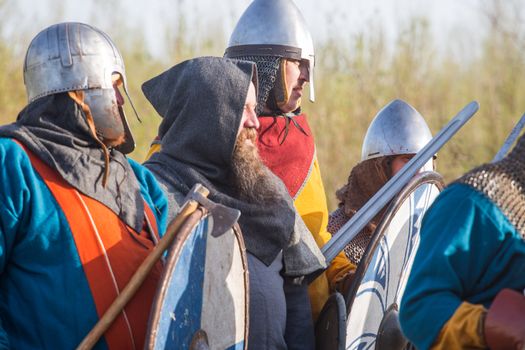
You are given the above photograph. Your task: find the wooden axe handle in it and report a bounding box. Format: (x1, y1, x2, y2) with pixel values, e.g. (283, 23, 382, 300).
(77, 184, 210, 350)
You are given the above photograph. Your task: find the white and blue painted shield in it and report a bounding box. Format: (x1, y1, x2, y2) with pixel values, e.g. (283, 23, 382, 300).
(145, 209, 249, 350)
(344, 171, 444, 350)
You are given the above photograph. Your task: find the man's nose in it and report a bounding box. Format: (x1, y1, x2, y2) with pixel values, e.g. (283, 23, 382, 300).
(244, 111, 260, 129)
(114, 86, 125, 106)
(300, 64, 309, 82)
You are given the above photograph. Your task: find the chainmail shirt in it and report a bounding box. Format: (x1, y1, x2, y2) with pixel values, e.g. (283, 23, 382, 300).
(328, 207, 375, 265)
(456, 134, 525, 239)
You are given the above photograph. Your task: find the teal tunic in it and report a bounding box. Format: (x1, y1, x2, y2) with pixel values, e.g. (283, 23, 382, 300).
(399, 183, 525, 350)
(0, 138, 168, 350)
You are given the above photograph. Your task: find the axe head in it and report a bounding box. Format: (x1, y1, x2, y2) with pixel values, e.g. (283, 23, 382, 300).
(188, 188, 241, 237)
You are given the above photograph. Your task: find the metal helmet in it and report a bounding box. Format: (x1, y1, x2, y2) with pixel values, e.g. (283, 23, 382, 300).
(361, 99, 433, 170)
(23, 22, 136, 153)
(225, 0, 315, 102)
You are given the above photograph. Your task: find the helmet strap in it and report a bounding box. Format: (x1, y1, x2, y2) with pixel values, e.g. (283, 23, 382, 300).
(123, 85, 142, 123)
(273, 59, 290, 109)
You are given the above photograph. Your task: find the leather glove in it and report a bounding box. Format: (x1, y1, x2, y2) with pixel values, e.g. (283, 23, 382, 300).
(334, 270, 356, 297)
(485, 288, 525, 350)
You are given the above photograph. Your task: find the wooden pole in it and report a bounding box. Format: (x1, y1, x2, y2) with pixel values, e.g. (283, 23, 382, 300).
(77, 184, 210, 350)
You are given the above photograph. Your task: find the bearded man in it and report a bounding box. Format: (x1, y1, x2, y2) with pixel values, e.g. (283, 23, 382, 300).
(0, 22, 168, 349)
(142, 57, 326, 350)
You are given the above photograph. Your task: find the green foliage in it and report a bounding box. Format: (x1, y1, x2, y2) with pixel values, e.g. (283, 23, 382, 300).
(309, 12, 525, 209)
(0, 41, 25, 124)
(0, 1, 524, 210)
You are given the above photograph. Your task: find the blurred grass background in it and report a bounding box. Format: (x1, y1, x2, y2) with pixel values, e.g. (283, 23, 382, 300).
(0, 0, 524, 209)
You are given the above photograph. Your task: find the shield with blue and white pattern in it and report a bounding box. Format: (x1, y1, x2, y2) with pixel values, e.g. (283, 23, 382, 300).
(344, 171, 444, 350)
(145, 209, 248, 350)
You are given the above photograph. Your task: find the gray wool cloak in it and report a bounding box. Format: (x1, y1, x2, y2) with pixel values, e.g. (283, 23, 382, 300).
(0, 94, 145, 232)
(143, 56, 326, 277)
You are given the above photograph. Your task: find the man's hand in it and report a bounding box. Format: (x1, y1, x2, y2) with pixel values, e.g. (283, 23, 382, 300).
(334, 270, 356, 297)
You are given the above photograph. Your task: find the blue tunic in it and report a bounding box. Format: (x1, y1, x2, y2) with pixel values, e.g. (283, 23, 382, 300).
(399, 183, 525, 350)
(0, 138, 168, 350)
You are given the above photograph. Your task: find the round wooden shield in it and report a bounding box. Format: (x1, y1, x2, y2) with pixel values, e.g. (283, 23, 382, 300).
(145, 208, 249, 350)
(344, 171, 444, 350)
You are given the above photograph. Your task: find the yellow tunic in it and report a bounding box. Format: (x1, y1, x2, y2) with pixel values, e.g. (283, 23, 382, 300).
(294, 155, 355, 320)
(431, 302, 487, 349)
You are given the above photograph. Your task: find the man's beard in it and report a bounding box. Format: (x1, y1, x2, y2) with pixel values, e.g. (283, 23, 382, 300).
(231, 128, 282, 203)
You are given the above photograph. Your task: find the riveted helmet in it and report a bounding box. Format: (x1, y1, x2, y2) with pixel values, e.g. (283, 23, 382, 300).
(23, 22, 136, 153)
(225, 0, 315, 103)
(361, 99, 433, 170)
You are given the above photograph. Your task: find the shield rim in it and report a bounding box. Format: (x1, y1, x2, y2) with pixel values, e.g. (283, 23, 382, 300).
(144, 209, 250, 350)
(314, 291, 347, 350)
(145, 207, 207, 347)
(344, 170, 445, 314)
(233, 223, 250, 350)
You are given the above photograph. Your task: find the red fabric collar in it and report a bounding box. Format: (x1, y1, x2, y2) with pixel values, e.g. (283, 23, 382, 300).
(257, 113, 315, 198)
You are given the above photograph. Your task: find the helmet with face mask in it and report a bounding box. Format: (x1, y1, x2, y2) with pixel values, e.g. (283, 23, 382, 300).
(225, 0, 315, 114)
(361, 99, 434, 172)
(23, 22, 136, 153)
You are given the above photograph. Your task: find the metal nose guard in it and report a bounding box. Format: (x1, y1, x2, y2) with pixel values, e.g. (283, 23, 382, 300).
(114, 83, 141, 154)
(187, 190, 241, 237)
